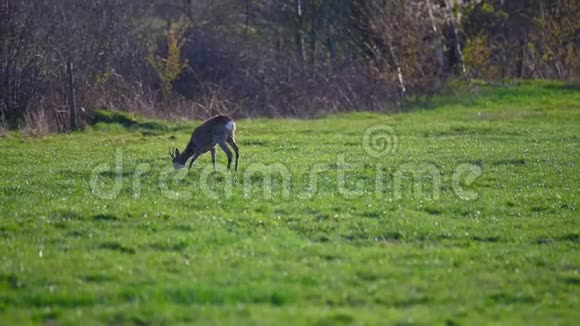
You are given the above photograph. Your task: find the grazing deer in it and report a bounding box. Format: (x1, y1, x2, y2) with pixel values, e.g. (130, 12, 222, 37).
(169, 115, 239, 171)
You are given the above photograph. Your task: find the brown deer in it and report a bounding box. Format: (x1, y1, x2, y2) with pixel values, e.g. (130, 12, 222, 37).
(169, 115, 239, 171)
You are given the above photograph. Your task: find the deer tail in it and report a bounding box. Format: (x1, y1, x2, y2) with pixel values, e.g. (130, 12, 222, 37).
(225, 120, 236, 131)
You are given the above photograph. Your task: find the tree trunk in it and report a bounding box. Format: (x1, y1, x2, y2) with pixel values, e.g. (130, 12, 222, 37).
(387, 41, 406, 96)
(295, 0, 306, 68)
(444, 0, 466, 76)
(66, 61, 78, 131)
(516, 39, 525, 78)
(427, 0, 446, 76)
(245, 0, 250, 34)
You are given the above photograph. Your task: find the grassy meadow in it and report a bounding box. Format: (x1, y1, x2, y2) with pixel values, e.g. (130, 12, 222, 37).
(0, 81, 579, 324)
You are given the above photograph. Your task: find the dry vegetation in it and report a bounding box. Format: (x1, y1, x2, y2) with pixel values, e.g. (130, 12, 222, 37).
(1, 0, 578, 132)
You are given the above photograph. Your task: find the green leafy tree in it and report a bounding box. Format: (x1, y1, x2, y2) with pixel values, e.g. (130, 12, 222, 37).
(147, 22, 189, 96)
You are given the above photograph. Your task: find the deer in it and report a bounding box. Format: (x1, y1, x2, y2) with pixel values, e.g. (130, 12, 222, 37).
(169, 115, 239, 171)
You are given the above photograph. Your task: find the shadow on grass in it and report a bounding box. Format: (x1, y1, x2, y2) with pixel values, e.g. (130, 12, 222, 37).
(315, 313, 354, 326)
(93, 214, 119, 222)
(92, 109, 190, 134)
(488, 292, 538, 305)
(542, 82, 580, 91)
(82, 274, 116, 283)
(98, 241, 136, 254)
(401, 79, 580, 112)
(146, 241, 188, 252)
(0, 273, 22, 289)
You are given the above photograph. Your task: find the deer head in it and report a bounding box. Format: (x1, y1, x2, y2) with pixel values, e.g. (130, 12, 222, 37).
(169, 147, 185, 170)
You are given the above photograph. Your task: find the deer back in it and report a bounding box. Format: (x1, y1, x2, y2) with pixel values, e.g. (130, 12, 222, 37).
(190, 115, 234, 153)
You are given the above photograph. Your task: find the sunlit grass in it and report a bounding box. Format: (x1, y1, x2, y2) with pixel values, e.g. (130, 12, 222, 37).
(0, 81, 578, 324)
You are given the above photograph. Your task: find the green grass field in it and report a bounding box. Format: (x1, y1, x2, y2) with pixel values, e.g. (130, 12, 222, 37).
(1, 81, 579, 325)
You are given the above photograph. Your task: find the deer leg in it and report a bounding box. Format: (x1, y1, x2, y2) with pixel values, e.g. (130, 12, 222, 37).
(218, 141, 233, 169)
(227, 137, 239, 171)
(210, 148, 216, 171)
(187, 152, 201, 169)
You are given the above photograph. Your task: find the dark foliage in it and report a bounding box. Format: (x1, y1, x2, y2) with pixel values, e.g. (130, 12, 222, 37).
(0, 0, 577, 132)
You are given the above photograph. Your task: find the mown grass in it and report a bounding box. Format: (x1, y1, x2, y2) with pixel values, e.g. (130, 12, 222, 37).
(0, 81, 579, 325)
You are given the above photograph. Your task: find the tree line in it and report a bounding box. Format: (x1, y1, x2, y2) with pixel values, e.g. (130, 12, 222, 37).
(1, 0, 578, 132)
